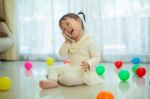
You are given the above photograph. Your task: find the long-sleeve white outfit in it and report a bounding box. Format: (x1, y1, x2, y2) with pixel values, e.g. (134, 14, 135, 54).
(48, 34, 101, 86)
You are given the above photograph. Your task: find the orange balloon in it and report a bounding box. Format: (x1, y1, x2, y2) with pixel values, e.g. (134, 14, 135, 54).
(96, 91, 114, 99)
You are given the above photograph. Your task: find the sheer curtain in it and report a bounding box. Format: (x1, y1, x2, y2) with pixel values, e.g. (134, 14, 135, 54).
(16, 0, 150, 62)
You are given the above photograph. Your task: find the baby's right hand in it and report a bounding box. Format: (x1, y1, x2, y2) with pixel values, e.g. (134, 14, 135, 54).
(63, 33, 74, 44)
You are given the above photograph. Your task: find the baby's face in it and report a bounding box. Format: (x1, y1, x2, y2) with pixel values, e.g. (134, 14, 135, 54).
(60, 17, 82, 40)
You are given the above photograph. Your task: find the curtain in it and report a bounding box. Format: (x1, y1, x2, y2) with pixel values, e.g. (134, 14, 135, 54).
(16, 0, 150, 62)
(0, 0, 16, 60)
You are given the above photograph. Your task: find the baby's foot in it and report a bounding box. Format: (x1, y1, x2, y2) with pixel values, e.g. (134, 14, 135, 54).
(39, 80, 59, 89)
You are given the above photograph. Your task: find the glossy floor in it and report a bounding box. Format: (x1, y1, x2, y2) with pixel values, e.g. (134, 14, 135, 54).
(0, 61, 150, 99)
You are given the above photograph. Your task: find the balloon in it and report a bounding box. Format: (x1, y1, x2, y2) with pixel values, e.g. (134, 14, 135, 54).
(132, 64, 140, 73)
(0, 77, 11, 91)
(114, 60, 123, 69)
(64, 59, 70, 64)
(46, 58, 54, 65)
(24, 61, 32, 70)
(136, 67, 146, 77)
(96, 91, 114, 99)
(96, 64, 105, 75)
(118, 69, 130, 81)
(131, 57, 140, 64)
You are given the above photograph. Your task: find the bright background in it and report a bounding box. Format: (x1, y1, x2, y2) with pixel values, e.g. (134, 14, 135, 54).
(15, 0, 150, 62)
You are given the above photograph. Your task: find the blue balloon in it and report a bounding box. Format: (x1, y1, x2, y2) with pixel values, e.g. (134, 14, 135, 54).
(131, 57, 140, 64)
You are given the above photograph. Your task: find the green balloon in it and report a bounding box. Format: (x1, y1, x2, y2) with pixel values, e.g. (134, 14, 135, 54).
(132, 64, 139, 73)
(118, 69, 130, 81)
(96, 64, 105, 75)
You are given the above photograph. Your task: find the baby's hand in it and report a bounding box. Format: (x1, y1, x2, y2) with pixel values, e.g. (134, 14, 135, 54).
(80, 61, 90, 72)
(62, 33, 74, 44)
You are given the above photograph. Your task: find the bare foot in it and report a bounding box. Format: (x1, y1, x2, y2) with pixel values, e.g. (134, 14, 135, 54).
(39, 80, 59, 89)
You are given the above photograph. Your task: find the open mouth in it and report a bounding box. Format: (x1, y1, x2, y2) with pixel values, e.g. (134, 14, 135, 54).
(70, 29, 74, 35)
(67, 29, 74, 39)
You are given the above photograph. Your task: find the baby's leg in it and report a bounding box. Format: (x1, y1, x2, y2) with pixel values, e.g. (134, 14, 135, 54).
(58, 71, 84, 86)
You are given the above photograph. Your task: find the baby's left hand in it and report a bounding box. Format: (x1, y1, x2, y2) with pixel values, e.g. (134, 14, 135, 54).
(80, 61, 90, 72)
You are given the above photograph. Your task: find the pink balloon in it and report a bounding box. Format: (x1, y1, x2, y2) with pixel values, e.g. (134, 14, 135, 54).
(24, 61, 32, 70)
(64, 59, 70, 64)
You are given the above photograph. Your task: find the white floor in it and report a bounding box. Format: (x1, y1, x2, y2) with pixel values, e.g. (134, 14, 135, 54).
(0, 61, 150, 99)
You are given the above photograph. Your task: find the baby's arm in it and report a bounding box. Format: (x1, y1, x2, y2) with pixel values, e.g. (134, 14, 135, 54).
(59, 33, 75, 57)
(86, 40, 101, 69)
(59, 42, 70, 57)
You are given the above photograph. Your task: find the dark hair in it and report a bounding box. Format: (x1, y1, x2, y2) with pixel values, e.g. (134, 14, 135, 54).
(59, 12, 86, 30)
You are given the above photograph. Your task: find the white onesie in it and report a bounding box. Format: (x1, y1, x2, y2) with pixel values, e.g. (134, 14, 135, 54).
(48, 34, 101, 86)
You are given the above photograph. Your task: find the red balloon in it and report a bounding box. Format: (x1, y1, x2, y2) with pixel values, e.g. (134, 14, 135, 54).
(136, 67, 146, 77)
(114, 60, 123, 69)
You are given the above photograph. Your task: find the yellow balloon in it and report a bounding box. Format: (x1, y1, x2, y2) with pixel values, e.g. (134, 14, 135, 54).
(46, 58, 54, 65)
(0, 77, 11, 91)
